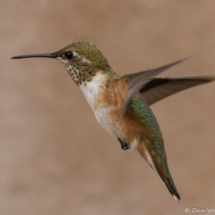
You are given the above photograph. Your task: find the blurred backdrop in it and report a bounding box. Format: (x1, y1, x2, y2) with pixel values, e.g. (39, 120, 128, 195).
(1, 0, 215, 214)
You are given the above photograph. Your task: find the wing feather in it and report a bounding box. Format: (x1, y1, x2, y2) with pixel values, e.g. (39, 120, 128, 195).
(122, 58, 188, 114)
(141, 76, 215, 105)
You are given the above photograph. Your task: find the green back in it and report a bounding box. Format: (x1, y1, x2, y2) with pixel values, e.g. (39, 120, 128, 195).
(130, 93, 170, 176)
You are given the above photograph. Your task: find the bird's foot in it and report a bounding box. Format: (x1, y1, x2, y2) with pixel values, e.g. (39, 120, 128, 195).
(118, 137, 130, 150)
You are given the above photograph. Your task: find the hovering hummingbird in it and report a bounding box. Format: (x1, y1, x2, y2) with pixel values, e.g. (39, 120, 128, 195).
(12, 42, 215, 201)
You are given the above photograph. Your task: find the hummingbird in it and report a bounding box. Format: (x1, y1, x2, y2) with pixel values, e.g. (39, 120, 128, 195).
(11, 42, 215, 201)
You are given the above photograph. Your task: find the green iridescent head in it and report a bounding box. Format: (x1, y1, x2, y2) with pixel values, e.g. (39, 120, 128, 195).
(58, 42, 109, 68)
(55, 42, 111, 86)
(11, 41, 111, 86)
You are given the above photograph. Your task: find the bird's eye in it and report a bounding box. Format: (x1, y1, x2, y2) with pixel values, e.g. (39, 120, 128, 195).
(65, 51, 73, 60)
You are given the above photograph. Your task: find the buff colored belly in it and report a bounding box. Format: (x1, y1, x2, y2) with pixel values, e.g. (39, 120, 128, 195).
(94, 105, 140, 150)
(94, 106, 118, 139)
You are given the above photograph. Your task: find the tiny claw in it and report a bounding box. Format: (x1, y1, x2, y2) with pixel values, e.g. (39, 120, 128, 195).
(118, 137, 130, 150)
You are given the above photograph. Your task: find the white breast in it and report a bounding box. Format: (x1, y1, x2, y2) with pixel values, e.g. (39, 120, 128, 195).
(79, 72, 118, 139)
(79, 72, 105, 109)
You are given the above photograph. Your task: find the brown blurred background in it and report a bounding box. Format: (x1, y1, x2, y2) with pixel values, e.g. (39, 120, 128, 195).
(1, 0, 215, 214)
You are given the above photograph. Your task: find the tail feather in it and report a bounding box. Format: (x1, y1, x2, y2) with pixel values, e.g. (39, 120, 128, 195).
(138, 143, 181, 200)
(154, 165, 181, 201)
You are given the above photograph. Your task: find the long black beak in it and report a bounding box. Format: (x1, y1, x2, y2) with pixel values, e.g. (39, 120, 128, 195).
(11, 53, 56, 59)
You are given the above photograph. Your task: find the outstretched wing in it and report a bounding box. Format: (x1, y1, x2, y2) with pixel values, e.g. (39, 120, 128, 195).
(122, 58, 215, 114)
(121, 58, 188, 115)
(140, 76, 215, 106)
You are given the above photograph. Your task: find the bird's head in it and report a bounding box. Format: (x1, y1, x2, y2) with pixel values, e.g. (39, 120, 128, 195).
(12, 42, 110, 86)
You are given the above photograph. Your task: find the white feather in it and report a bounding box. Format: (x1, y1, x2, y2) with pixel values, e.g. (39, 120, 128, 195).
(79, 72, 105, 108)
(79, 72, 119, 139)
(145, 148, 156, 170)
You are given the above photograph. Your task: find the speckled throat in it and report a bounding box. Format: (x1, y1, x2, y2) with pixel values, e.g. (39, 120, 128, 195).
(54, 42, 112, 86)
(60, 58, 103, 86)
